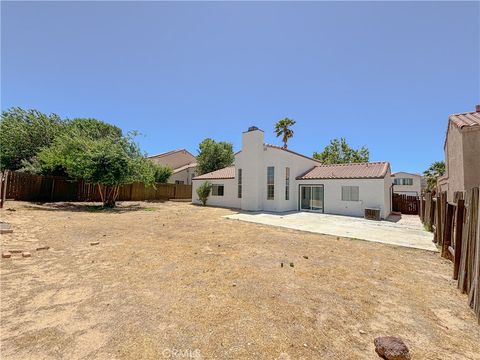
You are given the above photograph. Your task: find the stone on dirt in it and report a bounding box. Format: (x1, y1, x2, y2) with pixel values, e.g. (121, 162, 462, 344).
(90, 241, 100, 246)
(2, 251, 12, 258)
(303, 255, 308, 259)
(36, 246, 50, 251)
(22, 252, 32, 258)
(289, 262, 294, 267)
(374, 336, 411, 360)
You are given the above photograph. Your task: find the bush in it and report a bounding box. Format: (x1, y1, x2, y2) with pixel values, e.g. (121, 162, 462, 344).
(196, 181, 211, 206)
(153, 165, 173, 183)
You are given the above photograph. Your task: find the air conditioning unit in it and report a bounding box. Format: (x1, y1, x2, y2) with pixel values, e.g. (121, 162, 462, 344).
(365, 208, 381, 221)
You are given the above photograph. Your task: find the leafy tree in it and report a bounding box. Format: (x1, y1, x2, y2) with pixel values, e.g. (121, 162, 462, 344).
(423, 161, 445, 191)
(0, 107, 64, 171)
(153, 165, 173, 183)
(313, 138, 369, 164)
(39, 128, 155, 207)
(197, 138, 234, 175)
(67, 118, 123, 140)
(196, 181, 211, 206)
(274, 117, 296, 148)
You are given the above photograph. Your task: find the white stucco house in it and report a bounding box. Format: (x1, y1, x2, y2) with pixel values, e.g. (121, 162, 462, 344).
(391, 172, 423, 196)
(192, 127, 392, 219)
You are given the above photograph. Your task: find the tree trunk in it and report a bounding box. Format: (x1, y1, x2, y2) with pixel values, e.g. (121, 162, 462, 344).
(103, 185, 119, 208)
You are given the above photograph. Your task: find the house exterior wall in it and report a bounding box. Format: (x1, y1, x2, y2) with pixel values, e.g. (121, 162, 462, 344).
(391, 172, 422, 196)
(297, 177, 391, 219)
(192, 178, 240, 209)
(462, 127, 480, 192)
(169, 166, 197, 185)
(235, 141, 319, 212)
(444, 124, 465, 202)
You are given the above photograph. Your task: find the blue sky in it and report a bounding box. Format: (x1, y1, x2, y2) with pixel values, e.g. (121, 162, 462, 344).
(2, 1, 479, 173)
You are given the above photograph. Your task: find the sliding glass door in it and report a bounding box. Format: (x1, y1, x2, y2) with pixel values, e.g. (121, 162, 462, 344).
(300, 185, 324, 212)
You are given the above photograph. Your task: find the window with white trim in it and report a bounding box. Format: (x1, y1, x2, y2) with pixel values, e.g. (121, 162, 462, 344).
(341, 186, 359, 201)
(211, 184, 224, 196)
(285, 167, 290, 200)
(267, 166, 274, 200)
(238, 169, 242, 198)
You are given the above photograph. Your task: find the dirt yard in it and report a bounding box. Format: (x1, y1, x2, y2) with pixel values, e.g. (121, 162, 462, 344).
(1, 201, 479, 360)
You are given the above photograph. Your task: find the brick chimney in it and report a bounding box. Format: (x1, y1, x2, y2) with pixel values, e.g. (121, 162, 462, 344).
(476, 104, 480, 112)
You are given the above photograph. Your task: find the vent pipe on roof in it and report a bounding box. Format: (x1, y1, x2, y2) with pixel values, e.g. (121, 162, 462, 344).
(476, 104, 480, 112)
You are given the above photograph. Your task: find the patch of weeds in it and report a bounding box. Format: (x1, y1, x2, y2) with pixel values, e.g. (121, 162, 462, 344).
(144, 207, 157, 212)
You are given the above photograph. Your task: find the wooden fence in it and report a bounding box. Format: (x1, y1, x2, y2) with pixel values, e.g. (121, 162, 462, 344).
(420, 188, 480, 323)
(392, 193, 419, 214)
(1, 171, 192, 203)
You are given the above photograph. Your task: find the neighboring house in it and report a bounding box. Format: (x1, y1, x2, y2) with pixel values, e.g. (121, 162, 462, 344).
(192, 127, 392, 219)
(149, 149, 197, 185)
(391, 172, 423, 197)
(442, 105, 480, 202)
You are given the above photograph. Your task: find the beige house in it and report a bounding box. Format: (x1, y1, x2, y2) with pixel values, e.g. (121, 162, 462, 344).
(441, 105, 480, 201)
(149, 149, 197, 185)
(391, 172, 423, 197)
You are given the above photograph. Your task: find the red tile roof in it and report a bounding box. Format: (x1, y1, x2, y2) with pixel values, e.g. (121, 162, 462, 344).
(193, 166, 235, 180)
(449, 111, 480, 128)
(297, 162, 390, 180)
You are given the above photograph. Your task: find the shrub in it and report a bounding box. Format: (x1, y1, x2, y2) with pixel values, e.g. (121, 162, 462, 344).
(196, 181, 211, 206)
(153, 165, 173, 183)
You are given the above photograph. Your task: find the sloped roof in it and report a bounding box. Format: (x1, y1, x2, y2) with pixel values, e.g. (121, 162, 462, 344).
(148, 149, 196, 159)
(449, 111, 480, 129)
(193, 166, 235, 180)
(264, 144, 322, 163)
(297, 162, 390, 180)
(235, 144, 321, 163)
(173, 163, 197, 174)
(391, 171, 422, 177)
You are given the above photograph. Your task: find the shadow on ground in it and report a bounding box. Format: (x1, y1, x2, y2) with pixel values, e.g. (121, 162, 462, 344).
(21, 202, 156, 213)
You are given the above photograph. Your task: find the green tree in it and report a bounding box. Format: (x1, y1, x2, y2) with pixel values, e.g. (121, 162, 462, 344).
(0, 107, 64, 171)
(39, 128, 155, 207)
(274, 117, 296, 148)
(196, 181, 212, 206)
(423, 161, 445, 191)
(313, 138, 369, 164)
(196, 138, 234, 175)
(153, 165, 173, 183)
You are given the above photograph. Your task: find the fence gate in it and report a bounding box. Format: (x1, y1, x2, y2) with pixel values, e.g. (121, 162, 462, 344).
(392, 193, 419, 214)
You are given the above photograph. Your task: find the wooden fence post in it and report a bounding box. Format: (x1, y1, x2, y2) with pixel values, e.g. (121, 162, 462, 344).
(453, 199, 465, 280)
(442, 203, 454, 259)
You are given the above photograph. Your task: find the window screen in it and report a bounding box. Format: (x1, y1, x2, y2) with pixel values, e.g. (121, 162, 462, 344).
(341, 186, 359, 201)
(212, 184, 224, 196)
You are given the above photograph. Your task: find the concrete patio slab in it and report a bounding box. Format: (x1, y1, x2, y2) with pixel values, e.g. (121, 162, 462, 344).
(224, 211, 437, 251)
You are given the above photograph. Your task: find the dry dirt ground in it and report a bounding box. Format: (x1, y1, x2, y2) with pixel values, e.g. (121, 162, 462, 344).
(1, 201, 479, 360)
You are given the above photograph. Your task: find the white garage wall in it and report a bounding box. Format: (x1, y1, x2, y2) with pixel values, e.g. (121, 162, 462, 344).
(192, 178, 240, 209)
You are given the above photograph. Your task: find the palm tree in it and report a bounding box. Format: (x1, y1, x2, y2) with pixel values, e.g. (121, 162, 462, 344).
(274, 117, 296, 148)
(423, 161, 445, 191)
